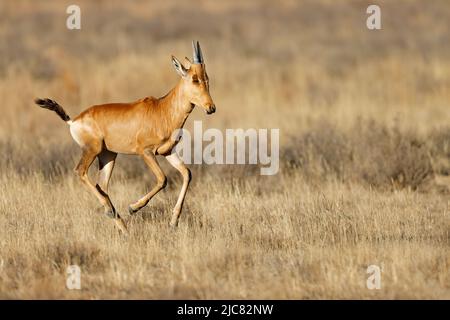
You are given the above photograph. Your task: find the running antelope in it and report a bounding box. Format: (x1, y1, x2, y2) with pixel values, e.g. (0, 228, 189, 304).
(35, 41, 215, 234)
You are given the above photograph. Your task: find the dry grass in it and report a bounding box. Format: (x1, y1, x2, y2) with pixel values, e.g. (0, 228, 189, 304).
(0, 0, 449, 299)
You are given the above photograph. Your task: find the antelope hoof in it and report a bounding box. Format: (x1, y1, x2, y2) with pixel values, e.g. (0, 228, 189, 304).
(128, 205, 139, 215)
(169, 220, 179, 228)
(114, 218, 129, 235)
(105, 209, 117, 219)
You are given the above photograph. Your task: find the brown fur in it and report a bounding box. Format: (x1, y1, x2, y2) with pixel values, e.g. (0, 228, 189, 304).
(71, 63, 213, 155)
(36, 52, 215, 233)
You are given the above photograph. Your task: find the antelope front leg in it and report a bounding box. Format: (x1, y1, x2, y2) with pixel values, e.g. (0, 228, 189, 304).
(128, 149, 167, 214)
(165, 153, 191, 227)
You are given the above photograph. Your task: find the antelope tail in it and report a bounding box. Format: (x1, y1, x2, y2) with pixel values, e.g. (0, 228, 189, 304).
(34, 98, 71, 123)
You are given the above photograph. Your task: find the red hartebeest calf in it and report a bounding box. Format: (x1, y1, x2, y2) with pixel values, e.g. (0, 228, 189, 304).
(35, 41, 215, 234)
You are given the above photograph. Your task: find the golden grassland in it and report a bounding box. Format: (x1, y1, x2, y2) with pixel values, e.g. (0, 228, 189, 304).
(0, 0, 449, 299)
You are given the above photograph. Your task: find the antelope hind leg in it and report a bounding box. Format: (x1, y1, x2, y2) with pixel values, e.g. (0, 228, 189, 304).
(75, 148, 128, 234)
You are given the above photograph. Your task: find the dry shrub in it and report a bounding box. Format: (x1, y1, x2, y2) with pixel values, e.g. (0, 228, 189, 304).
(284, 120, 436, 190)
(2, 120, 445, 193)
(427, 128, 450, 176)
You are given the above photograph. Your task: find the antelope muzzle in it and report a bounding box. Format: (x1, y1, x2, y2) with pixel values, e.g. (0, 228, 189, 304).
(206, 104, 216, 115)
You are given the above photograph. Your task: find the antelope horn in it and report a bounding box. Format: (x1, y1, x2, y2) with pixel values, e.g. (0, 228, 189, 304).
(192, 40, 199, 63)
(197, 41, 204, 63)
(192, 40, 203, 64)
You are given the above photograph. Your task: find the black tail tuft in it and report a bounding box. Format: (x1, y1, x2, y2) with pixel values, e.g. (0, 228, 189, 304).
(34, 98, 71, 122)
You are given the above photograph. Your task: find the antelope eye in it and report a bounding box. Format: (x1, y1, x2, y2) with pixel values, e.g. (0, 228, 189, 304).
(192, 78, 200, 84)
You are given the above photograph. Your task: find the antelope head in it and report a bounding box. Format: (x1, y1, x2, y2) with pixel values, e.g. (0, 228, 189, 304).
(171, 41, 216, 114)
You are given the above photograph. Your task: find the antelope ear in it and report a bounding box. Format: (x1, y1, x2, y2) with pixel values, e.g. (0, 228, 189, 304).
(171, 55, 188, 77)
